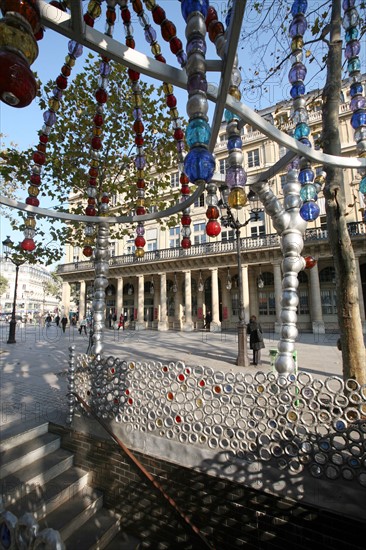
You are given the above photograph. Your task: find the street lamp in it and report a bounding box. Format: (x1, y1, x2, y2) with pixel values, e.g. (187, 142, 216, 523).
(2, 236, 26, 344)
(218, 188, 263, 367)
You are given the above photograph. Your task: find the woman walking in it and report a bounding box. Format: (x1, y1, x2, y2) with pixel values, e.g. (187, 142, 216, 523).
(247, 315, 265, 365)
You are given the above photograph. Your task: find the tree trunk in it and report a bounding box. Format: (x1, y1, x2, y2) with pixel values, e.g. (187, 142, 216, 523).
(322, 0, 366, 383)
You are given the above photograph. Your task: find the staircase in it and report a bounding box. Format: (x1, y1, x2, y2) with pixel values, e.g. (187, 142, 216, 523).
(0, 418, 138, 549)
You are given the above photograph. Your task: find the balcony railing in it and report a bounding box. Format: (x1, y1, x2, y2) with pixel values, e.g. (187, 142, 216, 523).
(57, 221, 365, 274)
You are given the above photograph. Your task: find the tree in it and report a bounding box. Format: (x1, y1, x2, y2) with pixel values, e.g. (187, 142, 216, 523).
(43, 271, 62, 300)
(0, 274, 8, 296)
(0, 54, 182, 265)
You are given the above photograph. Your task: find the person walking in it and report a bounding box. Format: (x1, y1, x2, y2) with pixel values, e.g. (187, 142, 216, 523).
(61, 314, 68, 334)
(118, 313, 124, 330)
(247, 315, 265, 365)
(204, 310, 212, 331)
(54, 314, 60, 327)
(78, 317, 87, 335)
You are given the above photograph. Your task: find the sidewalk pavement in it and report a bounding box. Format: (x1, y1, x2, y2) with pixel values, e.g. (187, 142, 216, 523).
(0, 323, 353, 428)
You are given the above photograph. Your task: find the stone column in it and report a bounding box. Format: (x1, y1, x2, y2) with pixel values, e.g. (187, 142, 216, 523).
(136, 274, 145, 330)
(174, 274, 183, 330)
(79, 280, 86, 319)
(116, 277, 123, 317)
(355, 254, 366, 333)
(309, 262, 325, 334)
(183, 270, 194, 331)
(242, 265, 250, 325)
(210, 267, 221, 332)
(248, 269, 259, 317)
(62, 282, 71, 317)
(197, 283, 204, 329)
(158, 272, 168, 331)
(273, 263, 282, 333)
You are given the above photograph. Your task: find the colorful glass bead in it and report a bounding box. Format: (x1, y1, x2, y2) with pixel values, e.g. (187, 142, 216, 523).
(347, 57, 361, 73)
(227, 136, 242, 150)
(300, 184, 317, 201)
(186, 118, 211, 147)
(225, 166, 247, 189)
(345, 39, 361, 59)
(0, 51, 37, 107)
(288, 62, 307, 83)
(351, 111, 366, 129)
(342, 8, 359, 29)
(300, 201, 320, 221)
(228, 188, 247, 209)
(1, 0, 41, 33)
(360, 176, 366, 193)
(184, 147, 215, 183)
(345, 27, 358, 41)
(294, 122, 310, 139)
(181, 237, 191, 249)
(289, 15, 307, 38)
(305, 255, 317, 269)
(181, 0, 209, 22)
(298, 168, 314, 184)
(206, 220, 221, 237)
(350, 82, 363, 96)
(21, 238, 36, 251)
(291, 0, 308, 15)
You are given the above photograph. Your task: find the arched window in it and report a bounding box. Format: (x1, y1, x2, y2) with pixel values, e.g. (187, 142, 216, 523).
(319, 266, 337, 314)
(258, 272, 275, 316)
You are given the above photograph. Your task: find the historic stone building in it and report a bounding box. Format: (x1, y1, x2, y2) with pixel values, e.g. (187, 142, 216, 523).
(58, 81, 366, 334)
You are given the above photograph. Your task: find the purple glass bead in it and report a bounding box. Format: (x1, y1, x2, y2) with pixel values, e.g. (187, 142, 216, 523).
(43, 110, 56, 126)
(351, 110, 366, 129)
(100, 61, 111, 77)
(133, 108, 142, 120)
(52, 88, 63, 100)
(177, 51, 187, 67)
(175, 141, 185, 153)
(136, 224, 145, 236)
(350, 96, 366, 112)
(287, 157, 301, 170)
(289, 15, 307, 38)
(345, 39, 360, 59)
(342, 8, 359, 30)
(186, 38, 207, 56)
(300, 201, 320, 221)
(228, 136, 242, 150)
(288, 62, 307, 84)
(135, 155, 146, 169)
(181, 0, 209, 22)
(144, 27, 157, 44)
(342, 0, 355, 9)
(225, 166, 247, 189)
(184, 147, 215, 183)
(68, 40, 83, 58)
(187, 73, 207, 94)
(290, 83, 305, 98)
(291, 0, 308, 16)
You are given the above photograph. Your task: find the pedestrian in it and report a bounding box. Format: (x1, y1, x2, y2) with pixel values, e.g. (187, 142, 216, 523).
(61, 314, 68, 333)
(78, 317, 87, 334)
(108, 311, 113, 328)
(54, 314, 60, 327)
(118, 313, 124, 330)
(45, 314, 52, 328)
(204, 310, 212, 331)
(247, 315, 265, 365)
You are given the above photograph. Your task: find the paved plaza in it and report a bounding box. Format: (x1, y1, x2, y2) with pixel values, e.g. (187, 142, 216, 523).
(0, 322, 352, 429)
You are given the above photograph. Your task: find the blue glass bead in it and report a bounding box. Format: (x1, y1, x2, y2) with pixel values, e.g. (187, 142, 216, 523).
(144, 27, 157, 44)
(294, 122, 310, 139)
(288, 62, 307, 84)
(186, 119, 211, 147)
(181, 0, 209, 22)
(227, 136, 242, 150)
(225, 7, 232, 27)
(299, 137, 312, 147)
(100, 61, 111, 77)
(345, 26, 359, 41)
(52, 88, 63, 100)
(289, 15, 307, 38)
(133, 108, 142, 119)
(291, 0, 308, 16)
(342, 8, 359, 30)
(300, 184, 317, 201)
(176, 141, 185, 153)
(347, 57, 361, 73)
(135, 155, 146, 169)
(350, 96, 366, 112)
(177, 51, 187, 67)
(186, 38, 207, 56)
(342, 0, 355, 10)
(299, 168, 314, 184)
(43, 110, 56, 126)
(224, 109, 237, 122)
(290, 83, 305, 98)
(225, 166, 247, 189)
(360, 176, 366, 194)
(350, 82, 363, 96)
(184, 147, 215, 183)
(68, 40, 83, 58)
(351, 110, 366, 129)
(345, 39, 360, 59)
(300, 201, 320, 221)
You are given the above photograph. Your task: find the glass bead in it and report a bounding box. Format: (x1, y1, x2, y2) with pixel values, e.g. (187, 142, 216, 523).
(182, 226, 191, 237)
(342, 0, 355, 8)
(345, 39, 360, 59)
(289, 15, 307, 38)
(187, 73, 207, 94)
(176, 141, 185, 153)
(225, 166, 247, 189)
(100, 61, 111, 77)
(56, 74, 67, 89)
(290, 82, 305, 98)
(139, 13, 150, 27)
(0, 51, 37, 108)
(230, 68, 242, 88)
(186, 38, 206, 56)
(347, 57, 361, 74)
(1, 0, 41, 33)
(166, 94, 177, 108)
(206, 205, 219, 219)
(300, 201, 320, 221)
(43, 110, 56, 126)
(208, 21, 224, 42)
(28, 185, 39, 196)
(225, 7, 232, 27)
(298, 168, 314, 183)
(136, 224, 145, 236)
(24, 227, 35, 239)
(61, 65, 71, 77)
(68, 40, 83, 58)
(206, 220, 221, 237)
(25, 216, 36, 228)
(169, 108, 179, 119)
(184, 147, 215, 183)
(345, 27, 358, 41)
(228, 188, 247, 209)
(351, 111, 366, 129)
(350, 96, 366, 112)
(135, 236, 146, 248)
(152, 5, 165, 24)
(227, 136, 242, 150)
(291, 0, 308, 16)
(350, 82, 363, 97)
(88, 1, 102, 18)
(292, 108, 309, 125)
(299, 137, 312, 147)
(64, 55, 75, 68)
(135, 155, 146, 169)
(84, 224, 95, 236)
(181, 0, 209, 22)
(342, 8, 359, 29)
(229, 87, 241, 101)
(206, 5, 218, 26)
(288, 62, 307, 84)
(224, 109, 237, 123)
(135, 248, 145, 258)
(52, 88, 63, 101)
(87, 186, 97, 198)
(161, 20, 176, 41)
(177, 51, 187, 66)
(290, 51, 303, 65)
(21, 238, 36, 251)
(181, 237, 191, 249)
(300, 184, 317, 201)
(206, 194, 218, 206)
(294, 122, 310, 139)
(145, 27, 157, 44)
(186, 118, 211, 147)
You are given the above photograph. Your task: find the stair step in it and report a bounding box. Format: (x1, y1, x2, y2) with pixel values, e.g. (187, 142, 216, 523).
(104, 531, 141, 550)
(0, 432, 61, 479)
(64, 508, 121, 550)
(39, 485, 104, 541)
(7, 466, 89, 521)
(1, 448, 74, 506)
(0, 420, 49, 452)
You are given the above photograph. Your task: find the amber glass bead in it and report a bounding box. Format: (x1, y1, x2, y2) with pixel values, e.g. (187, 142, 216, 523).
(121, 7, 131, 23)
(145, 0, 156, 9)
(106, 8, 116, 23)
(87, 1, 102, 19)
(291, 36, 303, 51)
(151, 43, 161, 56)
(132, 0, 143, 13)
(206, 205, 219, 219)
(133, 120, 144, 134)
(136, 198, 145, 207)
(169, 107, 178, 119)
(25, 217, 36, 228)
(1, 0, 41, 33)
(163, 82, 173, 95)
(65, 55, 75, 67)
(152, 5, 165, 24)
(132, 93, 142, 108)
(136, 170, 144, 179)
(135, 247, 145, 258)
(229, 87, 241, 101)
(37, 143, 46, 153)
(61, 64, 71, 77)
(161, 20, 176, 41)
(0, 20, 38, 65)
(83, 245, 93, 257)
(84, 236, 94, 245)
(228, 188, 247, 209)
(209, 21, 224, 42)
(28, 185, 39, 196)
(93, 127, 102, 137)
(48, 98, 60, 112)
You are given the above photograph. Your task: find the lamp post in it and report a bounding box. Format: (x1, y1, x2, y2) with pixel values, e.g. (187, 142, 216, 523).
(218, 189, 263, 367)
(2, 236, 26, 344)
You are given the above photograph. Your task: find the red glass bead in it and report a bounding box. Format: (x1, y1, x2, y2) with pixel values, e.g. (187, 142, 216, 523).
(101, 55, 110, 63)
(83, 245, 93, 257)
(126, 37, 135, 49)
(121, 7, 131, 22)
(162, 366, 168, 372)
(37, 143, 46, 153)
(181, 237, 191, 249)
(161, 20, 176, 41)
(175, 415, 182, 424)
(39, 134, 48, 144)
(209, 21, 224, 42)
(206, 206, 219, 219)
(136, 179, 145, 189)
(93, 113, 103, 127)
(101, 195, 109, 203)
(305, 255, 317, 269)
(178, 373, 185, 382)
(167, 392, 174, 401)
(91, 136, 102, 150)
(34, 27, 44, 40)
(166, 94, 177, 108)
(56, 74, 67, 90)
(180, 173, 189, 184)
(174, 128, 184, 141)
(21, 238, 36, 251)
(170, 37, 182, 55)
(84, 13, 94, 27)
(136, 206, 145, 215)
(135, 235, 146, 248)
(133, 120, 144, 134)
(199, 379, 205, 387)
(33, 151, 45, 165)
(132, 0, 142, 13)
(128, 69, 140, 82)
(181, 215, 191, 225)
(206, 220, 221, 237)
(206, 6, 218, 27)
(87, 198, 96, 205)
(128, 397, 133, 405)
(26, 196, 39, 206)
(152, 6, 165, 24)
(1, 0, 41, 33)
(135, 135, 144, 146)
(89, 167, 98, 177)
(181, 185, 190, 195)
(214, 385, 221, 394)
(89, 178, 97, 186)
(30, 173, 40, 185)
(106, 8, 116, 23)
(85, 205, 96, 216)
(155, 54, 166, 63)
(95, 88, 107, 103)
(0, 51, 37, 108)
(61, 64, 71, 77)
(125, 389, 130, 395)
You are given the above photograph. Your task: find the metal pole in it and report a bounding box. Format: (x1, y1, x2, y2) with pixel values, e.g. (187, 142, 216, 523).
(236, 226, 249, 367)
(7, 263, 20, 344)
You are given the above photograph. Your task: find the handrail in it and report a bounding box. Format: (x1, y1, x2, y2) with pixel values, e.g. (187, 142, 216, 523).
(69, 391, 215, 550)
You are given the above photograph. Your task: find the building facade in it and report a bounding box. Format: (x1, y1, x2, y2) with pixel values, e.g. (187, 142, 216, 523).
(58, 82, 366, 334)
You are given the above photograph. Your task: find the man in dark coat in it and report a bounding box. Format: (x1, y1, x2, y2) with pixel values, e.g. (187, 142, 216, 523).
(247, 315, 265, 365)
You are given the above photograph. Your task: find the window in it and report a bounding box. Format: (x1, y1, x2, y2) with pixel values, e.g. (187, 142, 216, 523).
(73, 246, 80, 263)
(258, 291, 276, 316)
(125, 240, 135, 254)
(280, 174, 287, 189)
(247, 148, 260, 168)
(169, 226, 180, 248)
(221, 229, 234, 243)
(170, 172, 179, 188)
(319, 267, 337, 315)
(193, 222, 207, 244)
(109, 242, 116, 257)
(250, 211, 265, 238)
(231, 290, 239, 316)
(194, 194, 205, 208)
(219, 158, 228, 174)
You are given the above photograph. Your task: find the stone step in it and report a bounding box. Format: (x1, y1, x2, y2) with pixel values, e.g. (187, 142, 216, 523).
(64, 508, 121, 550)
(7, 466, 89, 522)
(1, 447, 74, 506)
(0, 432, 61, 479)
(104, 531, 141, 550)
(0, 419, 49, 452)
(39, 485, 104, 541)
